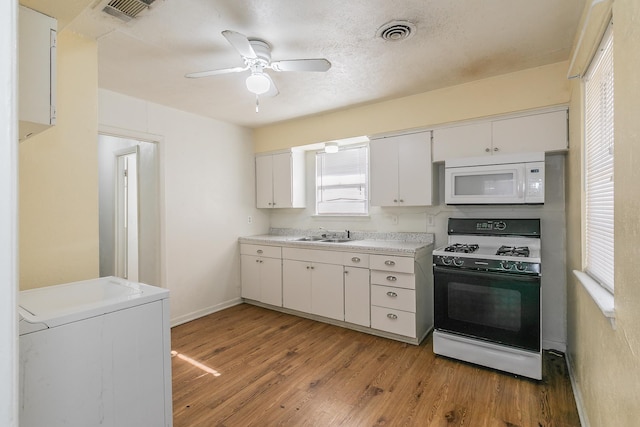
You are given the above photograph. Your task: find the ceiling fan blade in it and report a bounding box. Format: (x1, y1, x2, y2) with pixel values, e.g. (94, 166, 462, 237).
(185, 66, 248, 79)
(263, 73, 279, 97)
(270, 59, 331, 72)
(222, 30, 257, 59)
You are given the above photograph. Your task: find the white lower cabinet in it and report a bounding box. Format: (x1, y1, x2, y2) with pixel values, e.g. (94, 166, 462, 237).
(282, 249, 344, 321)
(242, 242, 433, 345)
(344, 266, 370, 327)
(240, 244, 283, 307)
(369, 254, 432, 341)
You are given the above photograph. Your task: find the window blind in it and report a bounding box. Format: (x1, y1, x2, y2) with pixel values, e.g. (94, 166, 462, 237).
(316, 145, 368, 215)
(584, 22, 614, 292)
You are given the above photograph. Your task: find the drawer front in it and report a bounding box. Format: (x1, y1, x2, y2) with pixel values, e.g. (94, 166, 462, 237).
(282, 247, 343, 264)
(370, 270, 415, 290)
(342, 252, 369, 268)
(240, 244, 281, 258)
(371, 306, 416, 337)
(370, 254, 414, 274)
(371, 285, 416, 313)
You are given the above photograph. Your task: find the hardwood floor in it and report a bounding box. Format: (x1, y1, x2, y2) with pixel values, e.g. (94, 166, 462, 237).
(171, 304, 580, 427)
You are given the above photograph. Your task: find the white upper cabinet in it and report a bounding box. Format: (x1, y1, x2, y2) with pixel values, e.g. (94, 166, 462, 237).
(255, 151, 305, 208)
(432, 109, 568, 162)
(19, 6, 57, 141)
(370, 131, 433, 206)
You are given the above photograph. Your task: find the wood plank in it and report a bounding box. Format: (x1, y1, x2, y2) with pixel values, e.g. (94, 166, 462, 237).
(171, 304, 580, 427)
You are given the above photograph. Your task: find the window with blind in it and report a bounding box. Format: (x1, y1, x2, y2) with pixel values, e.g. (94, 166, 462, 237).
(316, 145, 368, 215)
(584, 22, 614, 292)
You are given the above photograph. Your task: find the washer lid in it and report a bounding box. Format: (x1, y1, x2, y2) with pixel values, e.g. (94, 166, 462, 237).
(19, 276, 169, 333)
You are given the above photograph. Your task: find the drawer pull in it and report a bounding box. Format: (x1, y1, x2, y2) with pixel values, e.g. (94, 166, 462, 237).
(386, 291, 398, 297)
(384, 260, 396, 266)
(257, 249, 263, 254)
(387, 313, 398, 320)
(386, 275, 397, 282)
(351, 257, 361, 263)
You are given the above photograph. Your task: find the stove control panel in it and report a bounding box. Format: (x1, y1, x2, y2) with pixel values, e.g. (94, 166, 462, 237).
(433, 255, 541, 275)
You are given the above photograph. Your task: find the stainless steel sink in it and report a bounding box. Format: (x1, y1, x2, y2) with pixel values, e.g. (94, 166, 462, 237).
(295, 236, 325, 241)
(320, 238, 353, 243)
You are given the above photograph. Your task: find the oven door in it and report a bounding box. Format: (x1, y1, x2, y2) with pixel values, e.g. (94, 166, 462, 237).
(433, 266, 540, 352)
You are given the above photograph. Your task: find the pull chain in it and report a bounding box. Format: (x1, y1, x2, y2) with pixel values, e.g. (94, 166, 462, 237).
(255, 95, 260, 113)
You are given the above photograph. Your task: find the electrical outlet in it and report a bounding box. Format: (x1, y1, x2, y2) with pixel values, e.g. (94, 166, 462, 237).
(427, 214, 435, 226)
(247, 215, 252, 224)
(391, 215, 398, 225)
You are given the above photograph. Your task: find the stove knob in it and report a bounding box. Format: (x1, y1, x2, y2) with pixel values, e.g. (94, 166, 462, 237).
(441, 256, 452, 265)
(500, 260, 511, 270)
(495, 221, 507, 231)
(453, 257, 463, 266)
(515, 262, 526, 271)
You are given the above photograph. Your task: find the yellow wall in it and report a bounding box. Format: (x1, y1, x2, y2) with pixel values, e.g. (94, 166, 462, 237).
(566, 0, 640, 426)
(19, 30, 99, 289)
(253, 61, 571, 152)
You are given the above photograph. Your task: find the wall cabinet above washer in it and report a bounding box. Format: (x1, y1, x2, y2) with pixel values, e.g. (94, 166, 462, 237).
(19, 6, 57, 141)
(432, 109, 568, 162)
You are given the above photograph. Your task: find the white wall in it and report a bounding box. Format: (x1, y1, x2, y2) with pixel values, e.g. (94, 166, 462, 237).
(98, 89, 270, 325)
(270, 151, 567, 350)
(0, 0, 18, 424)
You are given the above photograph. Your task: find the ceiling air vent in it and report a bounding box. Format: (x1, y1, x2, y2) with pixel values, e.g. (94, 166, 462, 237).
(103, 0, 156, 21)
(376, 20, 416, 42)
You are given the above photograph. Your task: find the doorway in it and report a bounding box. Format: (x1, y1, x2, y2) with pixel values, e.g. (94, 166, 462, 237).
(98, 134, 160, 285)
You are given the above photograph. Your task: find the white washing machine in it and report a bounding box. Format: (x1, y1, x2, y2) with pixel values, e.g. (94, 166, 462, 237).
(19, 276, 172, 427)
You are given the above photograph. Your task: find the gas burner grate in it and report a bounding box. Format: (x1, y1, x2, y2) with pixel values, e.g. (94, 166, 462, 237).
(444, 243, 479, 253)
(496, 246, 530, 257)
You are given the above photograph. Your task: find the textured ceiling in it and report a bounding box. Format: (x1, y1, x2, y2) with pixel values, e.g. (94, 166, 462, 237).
(26, 0, 586, 128)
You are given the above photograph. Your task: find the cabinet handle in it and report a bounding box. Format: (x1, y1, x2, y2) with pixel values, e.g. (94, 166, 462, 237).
(268, 202, 272, 206)
(387, 313, 398, 320)
(494, 147, 499, 152)
(384, 260, 396, 266)
(344, 270, 349, 275)
(351, 257, 360, 263)
(255, 259, 260, 263)
(386, 275, 397, 282)
(386, 291, 398, 297)
(485, 147, 490, 152)
(306, 266, 310, 270)
(393, 199, 398, 203)
(399, 199, 404, 203)
(257, 249, 263, 254)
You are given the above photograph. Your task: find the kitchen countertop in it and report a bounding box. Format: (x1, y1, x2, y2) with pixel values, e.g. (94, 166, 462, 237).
(239, 229, 434, 257)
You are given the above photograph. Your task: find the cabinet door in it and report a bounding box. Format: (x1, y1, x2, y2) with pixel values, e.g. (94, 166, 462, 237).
(255, 155, 274, 208)
(240, 255, 261, 300)
(432, 121, 492, 161)
(397, 132, 432, 206)
(344, 266, 370, 327)
(492, 110, 568, 153)
(369, 138, 399, 206)
(260, 256, 282, 307)
(311, 263, 344, 321)
(271, 153, 293, 208)
(283, 259, 312, 312)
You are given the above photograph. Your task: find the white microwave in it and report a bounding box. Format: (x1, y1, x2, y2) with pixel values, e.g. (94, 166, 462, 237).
(444, 152, 545, 205)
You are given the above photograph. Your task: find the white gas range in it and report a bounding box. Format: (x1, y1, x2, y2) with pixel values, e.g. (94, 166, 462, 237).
(432, 218, 542, 380)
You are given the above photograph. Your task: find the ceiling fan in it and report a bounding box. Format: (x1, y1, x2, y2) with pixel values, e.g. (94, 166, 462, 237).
(185, 30, 331, 103)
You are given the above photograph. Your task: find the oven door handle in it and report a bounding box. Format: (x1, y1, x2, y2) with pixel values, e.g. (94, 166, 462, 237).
(433, 266, 541, 283)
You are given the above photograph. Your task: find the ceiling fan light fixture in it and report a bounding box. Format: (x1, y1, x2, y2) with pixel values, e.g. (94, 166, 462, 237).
(246, 72, 271, 95)
(324, 142, 339, 154)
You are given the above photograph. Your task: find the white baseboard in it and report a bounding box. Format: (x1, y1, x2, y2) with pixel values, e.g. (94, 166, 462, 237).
(565, 352, 590, 427)
(170, 298, 243, 328)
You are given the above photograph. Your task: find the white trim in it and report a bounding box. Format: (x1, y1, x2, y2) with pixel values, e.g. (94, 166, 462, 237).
(0, 1, 18, 425)
(565, 351, 592, 427)
(170, 298, 243, 327)
(573, 270, 615, 329)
